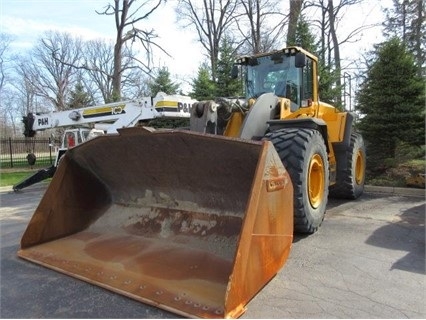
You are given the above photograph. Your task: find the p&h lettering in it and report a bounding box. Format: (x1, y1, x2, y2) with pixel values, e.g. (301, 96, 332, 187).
(38, 118, 49, 126)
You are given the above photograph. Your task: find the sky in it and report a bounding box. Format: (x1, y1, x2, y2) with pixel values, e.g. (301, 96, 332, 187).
(0, 0, 205, 92)
(0, 0, 393, 94)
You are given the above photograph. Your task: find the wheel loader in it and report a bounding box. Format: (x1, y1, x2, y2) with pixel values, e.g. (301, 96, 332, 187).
(18, 46, 366, 318)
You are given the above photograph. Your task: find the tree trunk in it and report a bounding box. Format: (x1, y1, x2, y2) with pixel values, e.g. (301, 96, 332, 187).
(327, 0, 342, 106)
(414, 0, 424, 76)
(111, 0, 129, 102)
(287, 0, 303, 45)
(319, 1, 326, 65)
(112, 40, 122, 102)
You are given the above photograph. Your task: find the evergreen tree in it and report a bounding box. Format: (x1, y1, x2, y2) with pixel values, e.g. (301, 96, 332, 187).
(145, 67, 184, 129)
(317, 65, 342, 108)
(289, 15, 317, 53)
(357, 38, 425, 168)
(383, 0, 425, 76)
(149, 67, 180, 96)
(191, 63, 216, 100)
(215, 37, 242, 97)
(67, 81, 93, 109)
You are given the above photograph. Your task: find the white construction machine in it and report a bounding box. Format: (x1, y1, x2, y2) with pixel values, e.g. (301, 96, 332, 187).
(14, 92, 196, 191)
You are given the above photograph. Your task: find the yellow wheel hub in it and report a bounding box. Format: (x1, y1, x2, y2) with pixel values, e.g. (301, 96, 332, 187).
(355, 149, 365, 185)
(308, 154, 325, 209)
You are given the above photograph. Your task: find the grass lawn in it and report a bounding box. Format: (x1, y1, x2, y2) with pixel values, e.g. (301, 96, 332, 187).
(0, 171, 35, 187)
(0, 167, 53, 187)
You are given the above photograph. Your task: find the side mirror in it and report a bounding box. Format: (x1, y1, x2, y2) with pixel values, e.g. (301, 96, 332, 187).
(231, 65, 239, 79)
(271, 52, 284, 63)
(295, 52, 306, 68)
(248, 57, 259, 66)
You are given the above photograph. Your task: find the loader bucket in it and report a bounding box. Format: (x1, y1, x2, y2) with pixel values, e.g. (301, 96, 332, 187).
(18, 127, 293, 318)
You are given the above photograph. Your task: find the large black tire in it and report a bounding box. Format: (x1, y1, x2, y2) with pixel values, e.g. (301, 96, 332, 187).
(329, 133, 366, 199)
(266, 128, 329, 233)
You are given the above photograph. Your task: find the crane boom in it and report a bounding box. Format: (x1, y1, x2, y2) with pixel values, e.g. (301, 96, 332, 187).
(24, 93, 195, 135)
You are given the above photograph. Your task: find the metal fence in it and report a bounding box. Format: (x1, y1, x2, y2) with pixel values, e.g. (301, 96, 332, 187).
(0, 138, 56, 168)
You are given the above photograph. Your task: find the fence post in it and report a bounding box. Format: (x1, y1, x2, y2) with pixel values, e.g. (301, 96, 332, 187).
(8, 137, 13, 168)
(49, 137, 53, 165)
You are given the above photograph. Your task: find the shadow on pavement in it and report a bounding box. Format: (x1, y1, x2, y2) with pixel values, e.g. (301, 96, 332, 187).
(365, 203, 425, 275)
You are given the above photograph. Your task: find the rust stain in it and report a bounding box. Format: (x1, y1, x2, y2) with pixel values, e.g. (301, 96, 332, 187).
(120, 206, 243, 238)
(84, 235, 151, 261)
(83, 233, 233, 283)
(72, 231, 101, 241)
(131, 246, 232, 283)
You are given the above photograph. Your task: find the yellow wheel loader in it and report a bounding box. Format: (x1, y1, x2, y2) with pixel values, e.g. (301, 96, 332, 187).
(18, 47, 366, 318)
(192, 46, 366, 232)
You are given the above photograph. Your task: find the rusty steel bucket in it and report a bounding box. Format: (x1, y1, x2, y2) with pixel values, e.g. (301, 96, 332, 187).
(18, 127, 293, 318)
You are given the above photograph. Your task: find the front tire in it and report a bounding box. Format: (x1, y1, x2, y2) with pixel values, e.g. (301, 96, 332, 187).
(266, 128, 329, 233)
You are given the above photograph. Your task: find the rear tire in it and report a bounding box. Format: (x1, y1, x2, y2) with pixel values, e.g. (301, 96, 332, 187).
(266, 128, 329, 233)
(329, 133, 366, 199)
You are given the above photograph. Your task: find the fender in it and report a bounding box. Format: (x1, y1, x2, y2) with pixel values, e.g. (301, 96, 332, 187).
(268, 118, 329, 151)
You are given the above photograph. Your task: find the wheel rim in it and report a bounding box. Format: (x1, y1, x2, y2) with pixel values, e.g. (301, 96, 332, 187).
(355, 149, 365, 185)
(308, 154, 325, 209)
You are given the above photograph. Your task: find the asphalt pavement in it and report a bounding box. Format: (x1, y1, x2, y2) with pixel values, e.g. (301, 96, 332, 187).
(0, 183, 424, 318)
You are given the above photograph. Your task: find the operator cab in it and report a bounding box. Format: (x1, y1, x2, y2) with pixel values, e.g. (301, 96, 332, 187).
(233, 47, 315, 112)
(57, 128, 105, 167)
(62, 128, 105, 149)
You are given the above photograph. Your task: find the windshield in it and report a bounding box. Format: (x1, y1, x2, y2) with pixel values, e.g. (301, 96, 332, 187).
(245, 55, 300, 105)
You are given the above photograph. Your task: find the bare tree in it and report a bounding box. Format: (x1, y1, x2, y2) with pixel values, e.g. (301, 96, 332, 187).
(82, 39, 116, 103)
(0, 33, 14, 134)
(0, 34, 89, 134)
(81, 38, 149, 102)
(23, 31, 82, 111)
(0, 33, 18, 136)
(121, 68, 151, 99)
(0, 33, 13, 93)
(176, 0, 239, 81)
(96, 0, 167, 100)
(47, 1, 165, 102)
(304, 0, 376, 106)
(0, 89, 21, 136)
(13, 56, 49, 115)
(236, 0, 288, 54)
